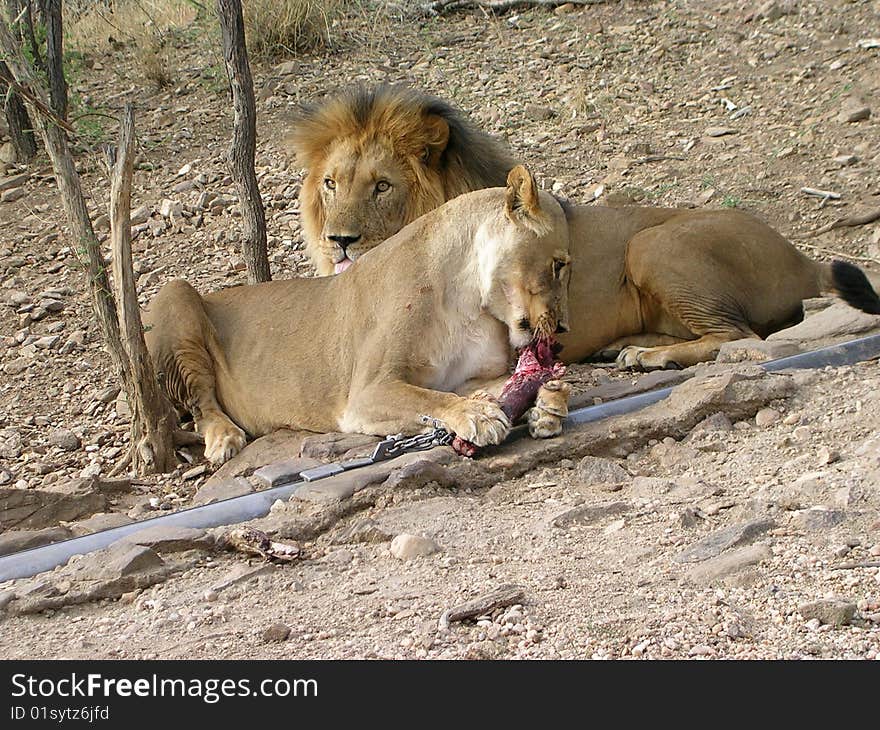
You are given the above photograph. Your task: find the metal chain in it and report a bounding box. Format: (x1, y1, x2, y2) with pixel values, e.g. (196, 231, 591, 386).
(370, 420, 455, 463)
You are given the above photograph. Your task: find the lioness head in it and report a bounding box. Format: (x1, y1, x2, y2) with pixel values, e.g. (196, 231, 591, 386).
(287, 85, 516, 275)
(485, 165, 571, 349)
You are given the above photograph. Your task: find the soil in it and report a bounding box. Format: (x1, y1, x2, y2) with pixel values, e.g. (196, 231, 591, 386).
(0, 0, 879, 659)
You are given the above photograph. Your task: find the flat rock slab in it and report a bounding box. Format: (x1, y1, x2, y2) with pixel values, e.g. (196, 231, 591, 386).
(675, 518, 775, 563)
(252, 457, 322, 488)
(0, 526, 73, 557)
(202, 429, 310, 486)
(793, 507, 845, 531)
(300, 432, 381, 460)
(0, 481, 107, 530)
(331, 518, 392, 545)
(117, 525, 214, 554)
(3, 544, 170, 616)
(798, 599, 857, 626)
(575, 456, 630, 486)
(551, 501, 631, 528)
(192, 477, 254, 506)
(69, 512, 133, 536)
(768, 301, 880, 343)
(717, 337, 801, 363)
(687, 543, 773, 584)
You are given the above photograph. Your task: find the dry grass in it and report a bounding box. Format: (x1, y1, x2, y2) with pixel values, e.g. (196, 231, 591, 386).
(67, 0, 200, 53)
(243, 0, 344, 61)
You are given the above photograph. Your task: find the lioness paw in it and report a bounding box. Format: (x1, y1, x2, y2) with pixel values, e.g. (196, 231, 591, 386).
(445, 394, 510, 447)
(616, 346, 682, 372)
(528, 380, 570, 440)
(201, 417, 247, 465)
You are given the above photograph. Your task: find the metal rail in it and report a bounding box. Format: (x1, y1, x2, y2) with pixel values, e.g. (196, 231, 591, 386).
(2, 333, 879, 583)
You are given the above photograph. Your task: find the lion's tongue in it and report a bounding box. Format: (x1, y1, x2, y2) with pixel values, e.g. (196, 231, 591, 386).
(334, 258, 354, 274)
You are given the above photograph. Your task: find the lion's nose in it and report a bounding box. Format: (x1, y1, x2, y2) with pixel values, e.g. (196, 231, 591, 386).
(327, 234, 361, 252)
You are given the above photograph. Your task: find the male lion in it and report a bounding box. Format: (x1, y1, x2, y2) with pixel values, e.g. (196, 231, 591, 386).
(289, 85, 880, 369)
(144, 166, 572, 465)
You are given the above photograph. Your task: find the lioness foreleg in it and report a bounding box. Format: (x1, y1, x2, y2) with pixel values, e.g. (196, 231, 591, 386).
(345, 381, 511, 447)
(616, 333, 740, 370)
(145, 280, 246, 465)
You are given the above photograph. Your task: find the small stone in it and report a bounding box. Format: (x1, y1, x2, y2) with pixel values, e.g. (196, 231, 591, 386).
(263, 622, 292, 642)
(524, 104, 556, 121)
(130, 205, 152, 225)
(3, 357, 30, 375)
(252, 457, 322, 488)
(0, 186, 26, 203)
(837, 104, 871, 124)
(203, 589, 218, 602)
(792, 425, 811, 442)
(798, 599, 857, 627)
(755, 408, 780, 428)
(575, 455, 629, 486)
(687, 543, 772, 584)
(181, 464, 207, 480)
(704, 127, 737, 137)
(159, 199, 183, 218)
(793, 507, 845, 531)
(389, 533, 441, 560)
(48, 428, 81, 452)
(816, 446, 839, 466)
(833, 154, 858, 166)
(551, 501, 631, 528)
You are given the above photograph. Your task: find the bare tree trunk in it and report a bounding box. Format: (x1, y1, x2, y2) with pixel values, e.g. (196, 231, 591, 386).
(42, 0, 67, 120)
(216, 0, 271, 284)
(105, 105, 177, 473)
(0, 18, 178, 475)
(0, 60, 37, 162)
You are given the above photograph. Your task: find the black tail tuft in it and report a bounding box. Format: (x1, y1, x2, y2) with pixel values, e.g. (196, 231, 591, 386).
(831, 259, 880, 315)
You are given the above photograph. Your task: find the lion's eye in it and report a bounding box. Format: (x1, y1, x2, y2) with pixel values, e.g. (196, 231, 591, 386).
(553, 259, 567, 279)
(375, 180, 391, 193)
(324, 178, 336, 191)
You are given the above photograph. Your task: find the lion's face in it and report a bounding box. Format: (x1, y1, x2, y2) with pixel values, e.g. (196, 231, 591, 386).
(305, 140, 441, 274)
(482, 168, 572, 350)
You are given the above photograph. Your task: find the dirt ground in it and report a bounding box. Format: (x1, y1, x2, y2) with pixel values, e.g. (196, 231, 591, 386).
(1, 0, 879, 659)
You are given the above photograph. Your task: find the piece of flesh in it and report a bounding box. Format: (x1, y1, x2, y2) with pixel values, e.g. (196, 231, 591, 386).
(452, 336, 565, 457)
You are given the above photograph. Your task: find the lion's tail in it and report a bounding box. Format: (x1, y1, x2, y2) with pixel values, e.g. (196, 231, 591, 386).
(825, 259, 880, 315)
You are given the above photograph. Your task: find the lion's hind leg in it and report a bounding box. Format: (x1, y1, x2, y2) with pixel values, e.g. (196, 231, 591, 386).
(145, 280, 246, 465)
(595, 333, 687, 362)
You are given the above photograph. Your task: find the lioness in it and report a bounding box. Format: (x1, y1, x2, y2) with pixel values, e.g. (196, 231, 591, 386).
(144, 167, 572, 464)
(288, 85, 880, 369)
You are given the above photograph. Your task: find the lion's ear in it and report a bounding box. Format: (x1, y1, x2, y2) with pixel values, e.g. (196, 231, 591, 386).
(421, 114, 451, 168)
(505, 165, 543, 226)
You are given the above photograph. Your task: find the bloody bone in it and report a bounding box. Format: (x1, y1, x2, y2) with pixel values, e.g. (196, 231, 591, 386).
(452, 337, 565, 457)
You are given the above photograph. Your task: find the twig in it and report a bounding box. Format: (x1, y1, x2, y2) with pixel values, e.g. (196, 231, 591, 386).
(423, 0, 606, 15)
(797, 208, 880, 237)
(794, 241, 880, 266)
(831, 560, 880, 571)
(438, 584, 525, 630)
(0, 62, 74, 133)
(801, 186, 842, 201)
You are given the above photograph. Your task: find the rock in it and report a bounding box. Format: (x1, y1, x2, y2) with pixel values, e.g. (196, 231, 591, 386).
(690, 413, 733, 434)
(0, 590, 14, 611)
(0, 480, 107, 530)
(675, 518, 775, 563)
(833, 154, 858, 166)
(192, 477, 254, 506)
(0, 526, 73, 557)
(263, 622, 291, 642)
(181, 464, 207, 480)
(274, 60, 298, 75)
(0, 429, 22, 458)
(837, 103, 871, 124)
(389, 533, 441, 560)
(0, 141, 16, 164)
(332, 518, 392, 545)
(755, 408, 780, 428)
(159, 199, 183, 218)
(754, 0, 793, 21)
(130, 205, 152, 225)
(60, 330, 86, 354)
(771, 301, 880, 343)
(48, 428, 81, 451)
(687, 543, 772, 584)
(252, 457, 322, 488)
(551, 501, 631, 528)
(299, 432, 380, 460)
(210, 564, 274, 593)
(69, 512, 133, 536)
(705, 127, 736, 137)
(91, 544, 165, 580)
(793, 507, 845, 531)
(118, 525, 214, 554)
(575, 455, 629, 486)
(0, 186, 26, 203)
(525, 104, 556, 121)
(0, 173, 27, 192)
(798, 599, 856, 627)
(2, 357, 30, 375)
(717, 337, 800, 363)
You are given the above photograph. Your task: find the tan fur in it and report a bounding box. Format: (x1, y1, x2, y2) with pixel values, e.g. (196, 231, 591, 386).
(144, 167, 571, 464)
(293, 86, 871, 369)
(286, 85, 516, 276)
